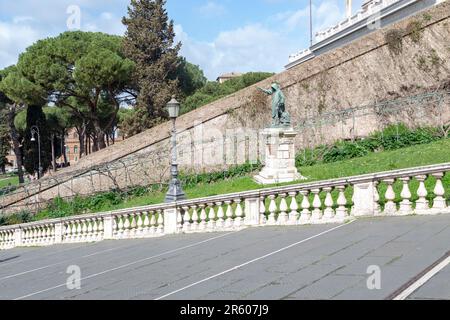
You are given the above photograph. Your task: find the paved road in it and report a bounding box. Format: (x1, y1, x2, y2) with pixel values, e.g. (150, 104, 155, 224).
(0, 215, 449, 300)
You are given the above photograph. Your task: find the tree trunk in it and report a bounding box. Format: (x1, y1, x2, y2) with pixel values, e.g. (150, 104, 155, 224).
(7, 104, 25, 184)
(51, 134, 56, 172)
(62, 131, 68, 167)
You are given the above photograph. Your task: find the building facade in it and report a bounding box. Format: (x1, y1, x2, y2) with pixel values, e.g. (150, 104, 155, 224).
(216, 72, 243, 84)
(286, 0, 444, 69)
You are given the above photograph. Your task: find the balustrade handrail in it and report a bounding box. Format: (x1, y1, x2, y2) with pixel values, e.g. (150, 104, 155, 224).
(1, 162, 449, 232)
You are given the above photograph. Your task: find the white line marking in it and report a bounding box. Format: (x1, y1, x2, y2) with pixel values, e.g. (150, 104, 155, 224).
(155, 221, 354, 300)
(13, 232, 236, 300)
(0, 245, 129, 281)
(393, 256, 450, 300)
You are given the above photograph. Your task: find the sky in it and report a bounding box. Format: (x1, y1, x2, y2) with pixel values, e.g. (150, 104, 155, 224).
(0, 0, 364, 80)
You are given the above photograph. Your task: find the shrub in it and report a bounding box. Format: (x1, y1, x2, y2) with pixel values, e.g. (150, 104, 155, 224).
(323, 141, 370, 163)
(0, 210, 32, 226)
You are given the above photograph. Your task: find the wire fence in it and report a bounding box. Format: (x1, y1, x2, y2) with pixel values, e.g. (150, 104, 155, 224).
(1, 90, 449, 215)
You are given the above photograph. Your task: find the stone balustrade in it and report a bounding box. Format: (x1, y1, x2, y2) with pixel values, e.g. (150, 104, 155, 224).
(1, 163, 449, 250)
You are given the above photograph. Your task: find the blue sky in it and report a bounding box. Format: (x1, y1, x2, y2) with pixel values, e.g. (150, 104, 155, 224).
(0, 0, 364, 79)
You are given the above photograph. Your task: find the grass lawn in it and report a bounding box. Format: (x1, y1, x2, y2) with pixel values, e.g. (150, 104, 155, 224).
(33, 138, 449, 221)
(0, 175, 19, 189)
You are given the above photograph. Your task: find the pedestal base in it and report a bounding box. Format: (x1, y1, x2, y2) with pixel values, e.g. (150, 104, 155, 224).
(254, 127, 305, 185)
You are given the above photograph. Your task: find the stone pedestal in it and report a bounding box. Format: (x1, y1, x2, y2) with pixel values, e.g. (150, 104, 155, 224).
(254, 127, 304, 184)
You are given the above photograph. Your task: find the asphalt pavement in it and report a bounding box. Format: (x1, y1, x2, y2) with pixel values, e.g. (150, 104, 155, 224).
(0, 214, 449, 300)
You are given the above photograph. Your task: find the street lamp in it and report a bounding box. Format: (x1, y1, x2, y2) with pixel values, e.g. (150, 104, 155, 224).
(165, 96, 186, 203)
(30, 125, 43, 179)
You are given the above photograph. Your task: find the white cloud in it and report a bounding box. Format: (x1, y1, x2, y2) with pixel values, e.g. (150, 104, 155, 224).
(0, 20, 42, 68)
(175, 24, 297, 80)
(273, 0, 345, 35)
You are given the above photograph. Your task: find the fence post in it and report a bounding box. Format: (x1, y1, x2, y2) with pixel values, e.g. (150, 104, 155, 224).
(14, 227, 22, 247)
(351, 181, 377, 217)
(164, 206, 178, 235)
(54, 220, 64, 244)
(103, 213, 115, 240)
(244, 197, 260, 226)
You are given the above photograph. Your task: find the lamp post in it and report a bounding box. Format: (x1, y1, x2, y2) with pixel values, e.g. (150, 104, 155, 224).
(30, 125, 42, 179)
(165, 96, 186, 203)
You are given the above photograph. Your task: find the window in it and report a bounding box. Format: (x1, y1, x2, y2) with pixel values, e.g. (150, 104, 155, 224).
(74, 146, 78, 154)
(66, 146, 70, 154)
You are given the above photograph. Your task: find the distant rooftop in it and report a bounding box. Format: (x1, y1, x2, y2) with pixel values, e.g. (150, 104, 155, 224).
(217, 72, 243, 83)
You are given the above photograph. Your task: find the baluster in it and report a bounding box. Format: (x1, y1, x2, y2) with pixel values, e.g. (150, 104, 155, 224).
(130, 213, 137, 237)
(373, 181, 381, 216)
(117, 215, 124, 238)
(299, 190, 311, 223)
(98, 218, 104, 239)
(82, 220, 89, 241)
(234, 199, 243, 227)
(157, 210, 164, 233)
(207, 203, 216, 230)
(383, 179, 397, 215)
(432, 173, 446, 211)
(323, 187, 335, 220)
(259, 196, 267, 225)
(74, 221, 81, 242)
(288, 192, 299, 225)
(65, 222, 72, 242)
(177, 209, 183, 232)
(191, 205, 199, 231)
(335, 186, 348, 220)
(150, 213, 157, 234)
(92, 218, 99, 241)
(87, 219, 94, 241)
(143, 211, 150, 234)
(311, 189, 323, 222)
(123, 214, 131, 238)
(216, 202, 225, 228)
(48, 224, 55, 243)
(68, 221, 77, 242)
(415, 175, 429, 213)
(398, 177, 412, 215)
(137, 212, 144, 235)
(267, 195, 277, 225)
(225, 200, 234, 228)
(182, 206, 191, 232)
(199, 204, 207, 230)
(33, 226, 39, 244)
(277, 194, 288, 225)
(36, 226, 43, 244)
(41, 225, 48, 244)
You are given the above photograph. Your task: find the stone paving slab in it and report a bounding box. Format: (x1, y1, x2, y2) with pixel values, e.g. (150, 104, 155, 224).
(0, 215, 449, 300)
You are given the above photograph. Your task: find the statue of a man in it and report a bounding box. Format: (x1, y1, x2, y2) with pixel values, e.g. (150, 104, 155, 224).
(258, 83, 291, 127)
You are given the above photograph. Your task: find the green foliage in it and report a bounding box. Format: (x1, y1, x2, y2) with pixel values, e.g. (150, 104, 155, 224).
(179, 162, 262, 187)
(174, 57, 207, 98)
(406, 20, 424, 43)
(122, 0, 180, 135)
(181, 72, 274, 114)
(23, 105, 52, 175)
(296, 124, 443, 167)
(33, 161, 261, 220)
(11, 31, 134, 151)
(0, 210, 32, 226)
(323, 141, 370, 163)
(0, 111, 10, 172)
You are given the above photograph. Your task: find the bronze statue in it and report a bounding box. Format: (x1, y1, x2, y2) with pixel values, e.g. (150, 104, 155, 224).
(258, 83, 291, 128)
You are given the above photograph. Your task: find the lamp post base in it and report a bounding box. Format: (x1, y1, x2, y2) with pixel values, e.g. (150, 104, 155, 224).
(165, 179, 186, 203)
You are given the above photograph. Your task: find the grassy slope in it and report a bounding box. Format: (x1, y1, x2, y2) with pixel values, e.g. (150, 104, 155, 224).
(0, 176, 19, 189)
(51, 138, 449, 215)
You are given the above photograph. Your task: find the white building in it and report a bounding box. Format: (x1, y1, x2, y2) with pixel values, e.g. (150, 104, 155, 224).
(286, 0, 444, 69)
